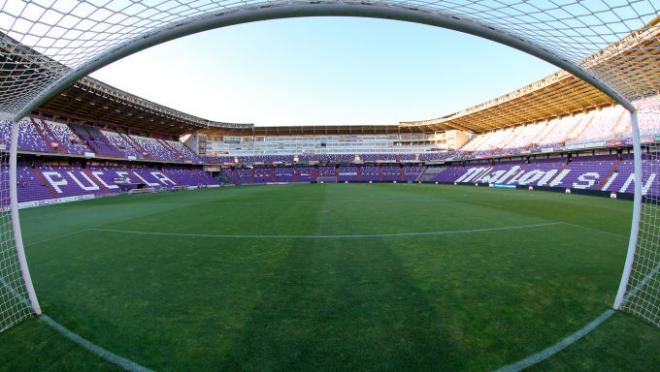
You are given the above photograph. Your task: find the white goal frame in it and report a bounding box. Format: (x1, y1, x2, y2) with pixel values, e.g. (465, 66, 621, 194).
(0, 1, 657, 329)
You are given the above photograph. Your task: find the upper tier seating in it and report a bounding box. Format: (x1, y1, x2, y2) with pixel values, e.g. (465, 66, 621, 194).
(130, 135, 181, 162)
(576, 106, 626, 143)
(2, 118, 202, 163)
(18, 119, 52, 153)
(44, 120, 90, 154)
(637, 96, 660, 136)
(167, 140, 204, 163)
(460, 97, 659, 159)
(0, 120, 12, 148)
(101, 130, 142, 158)
(69, 123, 124, 157)
(2, 94, 658, 167)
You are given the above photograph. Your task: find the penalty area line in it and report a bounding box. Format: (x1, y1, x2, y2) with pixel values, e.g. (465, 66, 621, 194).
(0, 278, 151, 372)
(39, 315, 153, 372)
(498, 255, 658, 371)
(89, 222, 563, 240)
(496, 309, 615, 372)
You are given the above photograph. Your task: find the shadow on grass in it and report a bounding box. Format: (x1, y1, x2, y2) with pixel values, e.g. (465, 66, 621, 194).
(220, 237, 460, 371)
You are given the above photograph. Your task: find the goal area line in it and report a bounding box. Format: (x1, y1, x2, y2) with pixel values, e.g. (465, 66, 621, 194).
(89, 222, 563, 240)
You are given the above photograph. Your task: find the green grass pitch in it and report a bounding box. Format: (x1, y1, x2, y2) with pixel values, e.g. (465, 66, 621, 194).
(1, 184, 658, 371)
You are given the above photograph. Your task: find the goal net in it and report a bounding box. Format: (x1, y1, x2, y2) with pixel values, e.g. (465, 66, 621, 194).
(0, 1, 658, 331)
(618, 98, 660, 327)
(318, 176, 338, 183)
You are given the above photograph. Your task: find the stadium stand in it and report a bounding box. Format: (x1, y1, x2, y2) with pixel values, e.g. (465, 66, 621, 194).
(101, 129, 142, 159)
(452, 97, 658, 159)
(69, 123, 124, 157)
(2, 101, 658, 207)
(16, 160, 219, 205)
(42, 120, 89, 155)
(432, 153, 660, 197)
(0, 17, 653, 207)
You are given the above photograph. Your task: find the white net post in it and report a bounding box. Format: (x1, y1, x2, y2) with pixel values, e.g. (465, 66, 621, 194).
(9, 119, 41, 316)
(0, 120, 40, 332)
(614, 103, 660, 326)
(613, 110, 643, 310)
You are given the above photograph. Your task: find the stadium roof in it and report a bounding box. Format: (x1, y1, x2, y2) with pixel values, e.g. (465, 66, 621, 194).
(400, 16, 659, 133)
(398, 71, 615, 133)
(0, 32, 249, 136)
(37, 77, 253, 135)
(208, 124, 404, 136)
(29, 15, 658, 137)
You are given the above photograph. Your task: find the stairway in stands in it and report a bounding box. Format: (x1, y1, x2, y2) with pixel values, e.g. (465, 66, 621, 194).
(543, 162, 570, 186)
(69, 124, 100, 154)
(597, 158, 622, 191)
(158, 139, 185, 160)
(31, 167, 57, 198)
(121, 133, 152, 160)
(83, 168, 110, 193)
(30, 117, 62, 152)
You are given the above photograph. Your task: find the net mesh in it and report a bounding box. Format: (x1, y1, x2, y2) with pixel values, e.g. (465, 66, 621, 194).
(0, 145, 32, 332)
(0, 0, 658, 328)
(625, 100, 660, 327)
(0, 1, 658, 119)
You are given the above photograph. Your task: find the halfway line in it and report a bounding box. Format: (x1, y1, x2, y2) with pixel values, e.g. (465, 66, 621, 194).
(90, 222, 563, 240)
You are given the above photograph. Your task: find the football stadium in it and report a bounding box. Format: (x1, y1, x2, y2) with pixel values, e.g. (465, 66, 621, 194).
(0, 1, 659, 371)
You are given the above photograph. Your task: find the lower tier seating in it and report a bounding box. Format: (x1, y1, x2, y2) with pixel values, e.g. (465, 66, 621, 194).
(434, 154, 659, 196)
(17, 161, 220, 204)
(13, 153, 659, 206)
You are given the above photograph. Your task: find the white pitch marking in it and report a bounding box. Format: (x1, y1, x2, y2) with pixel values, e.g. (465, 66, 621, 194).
(24, 229, 89, 247)
(40, 315, 153, 372)
(496, 260, 659, 371)
(0, 277, 152, 371)
(496, 309, 615, 372)
(90, 222, 563, 240)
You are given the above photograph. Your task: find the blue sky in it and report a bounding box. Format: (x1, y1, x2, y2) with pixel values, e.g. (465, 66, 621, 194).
(91, 17, 558, 126)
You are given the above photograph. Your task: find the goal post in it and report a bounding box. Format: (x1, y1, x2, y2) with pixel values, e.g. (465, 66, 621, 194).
(317, 176, 338, 183)
(614, 106, 660, 327)
(9, 119, 41, 316)
(614, 110, 642, 311)
(0, 120, 40, 332)
(0, 0, 658, 331)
